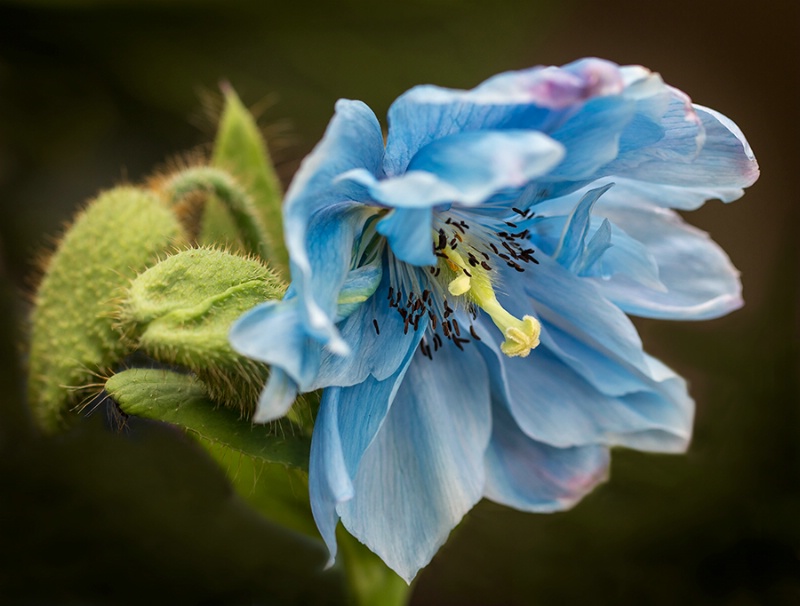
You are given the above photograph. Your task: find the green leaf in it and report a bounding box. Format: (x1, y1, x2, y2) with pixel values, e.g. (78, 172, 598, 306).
(213, 85, 289, 278)
(106, 368, 310, 470)
(28, 187, 186, 431)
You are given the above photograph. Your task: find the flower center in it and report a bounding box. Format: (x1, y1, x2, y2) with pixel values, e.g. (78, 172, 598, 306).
(438, 242, 541, 358)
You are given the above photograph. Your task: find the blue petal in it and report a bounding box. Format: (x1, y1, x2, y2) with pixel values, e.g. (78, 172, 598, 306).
(334, 261, 383, 321)
(483, 401, 610, 512)
(253, 368, 298, 423)
(406, 130, 565, 202)
(544, 95, 636, 181)
(309, 337, 421, 567)
(535, 210, 664, 292)
(605, 98, 759, 191)
(294, 204, 372, 350)
(552, 183, 613, 269)
(338, 341, 492, 582)
(592, 195, 743, 319)
(377, 207, 436, 266)
(313, 266, 429, 389)
(283, 99, 384, 349)
(384, 58, 626, 176)
(229, 299, 321, 391)
(475, 319, 693, 452)
(341, 130, 565, 210)
(512, 253, 653, 393)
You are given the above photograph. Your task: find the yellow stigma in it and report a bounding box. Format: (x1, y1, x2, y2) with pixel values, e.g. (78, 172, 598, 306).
(442, 248, 541, 358)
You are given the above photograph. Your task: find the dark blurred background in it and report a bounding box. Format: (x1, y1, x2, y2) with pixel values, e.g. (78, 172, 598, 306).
(1, 0, 798, 604)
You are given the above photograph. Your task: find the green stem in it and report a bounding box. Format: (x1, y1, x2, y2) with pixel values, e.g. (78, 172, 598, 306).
(337, 529, 412, 606)
(163, 167, 271, 261)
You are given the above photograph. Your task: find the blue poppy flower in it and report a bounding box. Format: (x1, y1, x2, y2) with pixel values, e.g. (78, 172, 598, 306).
(230, 58, 758, 582)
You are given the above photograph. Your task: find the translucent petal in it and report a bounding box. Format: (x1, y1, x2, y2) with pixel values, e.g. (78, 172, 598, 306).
(338, 342, 491, 582)
(309, 338, 420, 566)
(384, 58, 626, 175)
(484, 402, 610, 512)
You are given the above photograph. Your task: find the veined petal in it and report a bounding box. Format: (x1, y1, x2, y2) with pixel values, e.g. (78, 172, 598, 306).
(513, 254, 652, 389)
(475, 320, 692, 452)
(309, 336, 421, 566)
(592, 199, 743, 319)
(314, 270, 428, 389)
(605, 100, 758, 190)
(384, 58, 626, 175)
(341, 130, 565, 210)
(283, 99, 384, 347)
(484, 401, 610, 512)
(338, 341, 492, 582)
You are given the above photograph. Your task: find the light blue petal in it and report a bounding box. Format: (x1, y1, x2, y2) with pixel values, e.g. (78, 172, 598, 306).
(536, 211, 664, 291)
(313, 266, 428, 389)
(483, 401, 610, 512)
(475, 319, 692, 451)
(253, 368, 298, 423)
(514, 254, 653, 391)
(592, 198, 743, 319)
(338, 341, 492, 582)
(309, 336, 420, 567)
(605, 99, 759, 190)
(309, 386, 353, 565)
(377, 207, 436, 266)
(337, 168, 460, 209)
(553, 183, 613, 269)
(283, 99, 384, 349)
(406, 130, 565, 203)
(341, 130, 565, 211)
(384, 58, 626, 176)
(544, 95, 636, 180)
(576, 218, 613, 275)
(229, 299, 321, 390)
(334, 261, 383, 321)
(295, 204, 372, 350)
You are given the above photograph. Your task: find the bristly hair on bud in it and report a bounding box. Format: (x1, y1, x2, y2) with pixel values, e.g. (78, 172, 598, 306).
(117, 246, 287, 416)
(27, 186, 187, 431)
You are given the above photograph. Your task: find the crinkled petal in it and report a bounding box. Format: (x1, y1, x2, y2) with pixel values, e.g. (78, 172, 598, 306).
(483, 401, 610, 512)
(593, 197, 743, 319)
(313, 268, 429, 389)
(309, 335, 421, 567)
(384, 58, 626, 175)
(230, 299, 321, 391)
(605, 100, 758, 191)
(342, 130, 565, 211)
(283, 99, 384, 348)
(475, 319, 692, 452)
(338, 341, 492, 582)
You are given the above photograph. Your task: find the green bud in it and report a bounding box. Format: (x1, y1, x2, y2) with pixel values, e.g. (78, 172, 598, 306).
(120, 247, 285, 414)
(28, 187, 186, 431)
